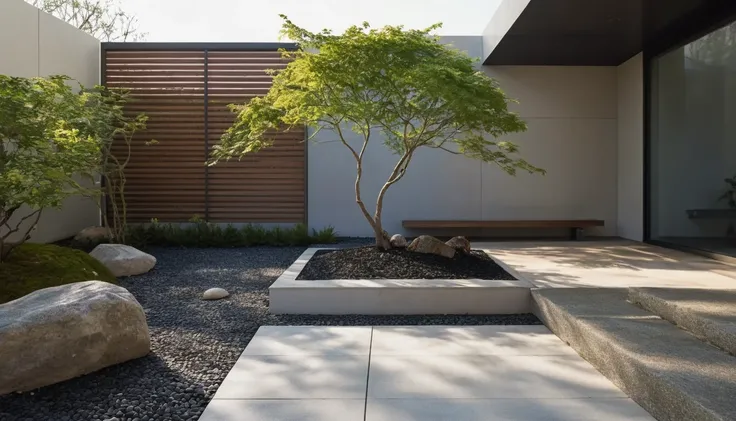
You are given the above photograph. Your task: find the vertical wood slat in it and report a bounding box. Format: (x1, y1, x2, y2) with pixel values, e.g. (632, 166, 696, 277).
(104, 47, 305, 224)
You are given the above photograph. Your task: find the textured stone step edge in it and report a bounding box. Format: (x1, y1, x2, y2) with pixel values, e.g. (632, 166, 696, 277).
(629, 287, 736, 356)
(532, 288, 735, 421)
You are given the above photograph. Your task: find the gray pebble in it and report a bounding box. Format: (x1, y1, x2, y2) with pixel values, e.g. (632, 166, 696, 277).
(0, 243, 540, 420)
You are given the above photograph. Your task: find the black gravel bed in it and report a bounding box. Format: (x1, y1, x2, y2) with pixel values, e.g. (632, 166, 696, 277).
(296, 246, 518, 280)
(0, 245, 539, 421)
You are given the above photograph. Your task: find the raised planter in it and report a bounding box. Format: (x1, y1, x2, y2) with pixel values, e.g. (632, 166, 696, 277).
(269, 248, 533, 315)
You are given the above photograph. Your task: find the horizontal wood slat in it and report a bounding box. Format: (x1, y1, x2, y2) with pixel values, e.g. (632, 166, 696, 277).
(105, 48, 304, 224)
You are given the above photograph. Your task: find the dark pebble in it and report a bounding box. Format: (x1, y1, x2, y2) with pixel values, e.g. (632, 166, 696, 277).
(297, 246, 519, 280)
(0, 242, 539, 420)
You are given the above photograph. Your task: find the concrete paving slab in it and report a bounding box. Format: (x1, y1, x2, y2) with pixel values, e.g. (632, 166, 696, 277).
(365, 398, 656, 421)
(212, 354, 369, 399)
(533, 288, 736, 421)
(367, 354, 627, 399)
(199, 399, 365, 421)
(243, 326, 372, 356)
(205, 326, 654, 421)
(477, 240, 736, 289)
(630, 287, 736, 356)
(371, 325, 577, 356)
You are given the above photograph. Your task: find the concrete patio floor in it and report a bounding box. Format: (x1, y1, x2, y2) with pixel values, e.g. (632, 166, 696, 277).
(199, 325, 655, 421)
(477, 239, 736, 289)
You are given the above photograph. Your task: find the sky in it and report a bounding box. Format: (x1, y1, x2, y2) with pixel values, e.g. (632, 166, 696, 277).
(120, 0, 502, 42)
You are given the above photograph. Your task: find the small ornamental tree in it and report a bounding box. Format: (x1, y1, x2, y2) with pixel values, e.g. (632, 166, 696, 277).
(84, 87, 149, 244)
(0, 76, 100, 260)
(210, 17, 545, 249)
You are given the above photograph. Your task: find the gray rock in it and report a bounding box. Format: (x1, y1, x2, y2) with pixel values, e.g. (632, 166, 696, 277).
(389, 234, 408, 248)
(446, 236, 471, 254)
(0, 281, 150, 395)
(74, 226, 112, 243)
(90, 244, 156, 277)
(407, 235, 455, 258)
(202, 288, 229, 301)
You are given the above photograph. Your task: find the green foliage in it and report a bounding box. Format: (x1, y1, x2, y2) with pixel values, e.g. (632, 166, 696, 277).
(209, 16, 544, 249)
(311, 226, 338, 244)
(212, 16, 541, 174)
(719, 175, 736, 208)
(0, 243, 117, 304)
(0, 76, 101, 260)
(125, 217, 337, 249)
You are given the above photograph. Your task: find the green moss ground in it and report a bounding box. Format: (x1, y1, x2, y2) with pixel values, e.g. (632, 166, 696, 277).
(0, 243, 117, 304)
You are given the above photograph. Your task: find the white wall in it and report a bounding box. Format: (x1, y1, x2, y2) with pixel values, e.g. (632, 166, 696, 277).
(616, 53, 644, 241)
(1, 0, 101, 244)
(308, 36, 619, 237)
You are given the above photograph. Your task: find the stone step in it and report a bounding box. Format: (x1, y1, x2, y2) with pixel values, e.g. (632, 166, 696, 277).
(532, 288, 736, 421)
(629, 288, 736, 356)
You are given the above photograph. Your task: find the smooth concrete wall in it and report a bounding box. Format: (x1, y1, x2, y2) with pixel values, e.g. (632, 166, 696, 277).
(616, 53, 644, 241)
(1, 0, 101, 244)
(308, 36, 619, 237)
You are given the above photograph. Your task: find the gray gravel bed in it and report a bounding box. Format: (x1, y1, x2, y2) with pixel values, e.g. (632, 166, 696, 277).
(0, 245, 540, 421)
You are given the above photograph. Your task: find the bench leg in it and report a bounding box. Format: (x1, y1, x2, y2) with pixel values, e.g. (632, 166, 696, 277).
(571, 227, 584, 241)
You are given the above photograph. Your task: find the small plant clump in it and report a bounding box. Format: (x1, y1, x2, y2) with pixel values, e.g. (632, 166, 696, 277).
(719, 174, 736, 209)
(124, 217, 337, 249)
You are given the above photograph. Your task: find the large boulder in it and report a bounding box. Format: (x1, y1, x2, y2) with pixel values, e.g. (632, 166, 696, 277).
(407, 235, 456, 259)
(390, 234, 408, 248)
(446, 236, 471, 254)
(0, 281, 150, 395)
(90, 244, 156, 277)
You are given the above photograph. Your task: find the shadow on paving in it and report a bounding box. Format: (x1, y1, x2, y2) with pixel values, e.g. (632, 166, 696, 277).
(0, 246, 539, 421)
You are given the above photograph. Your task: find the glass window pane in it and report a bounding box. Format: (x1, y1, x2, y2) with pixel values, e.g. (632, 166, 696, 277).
(650, 20, 736, 256)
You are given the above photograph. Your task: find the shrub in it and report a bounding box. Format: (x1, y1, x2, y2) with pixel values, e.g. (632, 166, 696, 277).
(0, 243, 117, 304)
(125, 218, 337, 249)
(0, 76, 100, 260)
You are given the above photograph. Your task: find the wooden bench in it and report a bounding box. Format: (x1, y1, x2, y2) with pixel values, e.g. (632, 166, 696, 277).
(401, 219, 605, 240)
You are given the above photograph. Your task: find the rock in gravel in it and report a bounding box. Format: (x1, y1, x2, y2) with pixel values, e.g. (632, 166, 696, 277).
(90, 244, 156, 277)
(389, 234, 408, 248)
(0, 245, 538, 421)
(446, 236, 471, 254)
(202, 288, 229, 300)
(0, 281, 150, 396)
(407, 235, 455, 258)
(74, 226, 112, 243)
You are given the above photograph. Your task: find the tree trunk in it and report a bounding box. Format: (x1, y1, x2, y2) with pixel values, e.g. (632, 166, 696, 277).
(0, 241, 9, 262)
(373, 221, 391, 250)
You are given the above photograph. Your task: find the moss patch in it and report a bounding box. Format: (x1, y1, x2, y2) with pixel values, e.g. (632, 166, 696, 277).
(0, 243, 117, 304)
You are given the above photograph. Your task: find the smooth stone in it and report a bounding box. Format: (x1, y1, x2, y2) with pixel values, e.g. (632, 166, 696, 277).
(389, 234, 408, 248)
(90, 244, 156, 277)
(202, 288, 230, 300)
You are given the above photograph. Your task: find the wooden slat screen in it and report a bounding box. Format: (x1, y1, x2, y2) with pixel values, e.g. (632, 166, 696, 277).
(104, 47, 305, 223)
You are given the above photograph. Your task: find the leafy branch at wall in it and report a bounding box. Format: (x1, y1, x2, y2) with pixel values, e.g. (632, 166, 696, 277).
(0, 76, 99, 261)
(210, 16, 544, 249)
(0, 76, 148, 261)
(26, 0, 146, 41)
